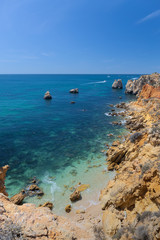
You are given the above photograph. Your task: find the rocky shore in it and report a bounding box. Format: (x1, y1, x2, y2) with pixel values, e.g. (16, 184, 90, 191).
(0, 74, 160, 239)
(100, 83, 160, 239)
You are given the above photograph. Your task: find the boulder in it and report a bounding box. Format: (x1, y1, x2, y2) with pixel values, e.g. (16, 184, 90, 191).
(39, 201, 53, 210)
(27, 184, 44, 196)
(44, 91, 52, 100)
(70, 190, 81, 202)
(10, 191, 26, 205)
(65, 204, 72, 213)
(112, 79, 123, 89)
(69, 88, 79, 93)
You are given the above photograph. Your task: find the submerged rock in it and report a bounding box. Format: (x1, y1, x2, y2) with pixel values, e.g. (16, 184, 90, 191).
(69, 88, 79, 93)
(112, 79, 123, 89)
(27, 184, 44, 197)
(70, 101, 75, 104)
(70, 190, 81, 202)
(76, 184, 90, 192)
(44, 91, 52, 100)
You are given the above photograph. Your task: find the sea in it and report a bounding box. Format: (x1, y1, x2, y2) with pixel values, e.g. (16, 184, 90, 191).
(0, 74, 140, 215)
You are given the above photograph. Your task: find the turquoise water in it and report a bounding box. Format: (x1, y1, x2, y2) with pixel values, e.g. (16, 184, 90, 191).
(0, 74, 139, 214)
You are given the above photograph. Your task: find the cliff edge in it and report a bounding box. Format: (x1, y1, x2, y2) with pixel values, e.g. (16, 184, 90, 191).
(100, 84, 160, 239)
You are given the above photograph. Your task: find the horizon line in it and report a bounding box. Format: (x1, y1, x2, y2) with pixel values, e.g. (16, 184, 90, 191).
(0, 73, 147, 75)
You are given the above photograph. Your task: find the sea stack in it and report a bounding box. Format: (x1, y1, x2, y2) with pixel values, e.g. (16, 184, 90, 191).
(112, 79, 123, 89)
(44, 91, 52, 100)
(69, 88, 79, 93)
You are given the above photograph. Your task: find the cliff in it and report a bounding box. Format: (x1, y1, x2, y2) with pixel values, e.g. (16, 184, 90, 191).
(125, 72, 160, 95)
(100, 84, 160, 239)
(0, 165, 9, 196)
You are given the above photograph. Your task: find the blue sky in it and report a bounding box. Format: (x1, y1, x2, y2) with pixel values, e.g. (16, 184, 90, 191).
(0, 0, 160, 74)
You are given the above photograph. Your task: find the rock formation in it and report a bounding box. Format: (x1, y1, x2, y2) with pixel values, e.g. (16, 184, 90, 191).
(100, 84, 160, 239)
(69, 88, 79, 93)
(70, 190, 81, 202)
(0, 165, 9, 196)
(44, 91, 52, 100)
(125, 72, 160, 95)
(112, 79, 123, 89)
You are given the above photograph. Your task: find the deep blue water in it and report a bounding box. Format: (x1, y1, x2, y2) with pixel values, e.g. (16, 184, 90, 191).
(0, 74, 140, 196)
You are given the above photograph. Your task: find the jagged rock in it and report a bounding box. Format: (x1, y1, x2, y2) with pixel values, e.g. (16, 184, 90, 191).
(125, 73, 160, 95)
(39, 201, 53, 210)
(44, 91, 52, 100)
(107, 134, 114, 137)
(101, 86, 160, 239)
(65, 204, 72, 213)
(112, 121, 122, 126)
(116, 102, 128, 109)
(70, 190, 81, 202)
(112, 79, 123, 89)
(69, 88, 79, 93)
(0, 165, 9, 196)
(27, 184, 44, 196)
(10, 191, 26, 205)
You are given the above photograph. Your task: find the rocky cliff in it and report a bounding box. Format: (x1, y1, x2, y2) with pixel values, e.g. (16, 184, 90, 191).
(125, 72, 160, 95)
(0, 165, 9, 196)
(100, 84, 160, 239)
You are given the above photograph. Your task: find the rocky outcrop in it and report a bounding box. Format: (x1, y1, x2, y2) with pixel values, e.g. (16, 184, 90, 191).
(70, 190, 81, 202)
(10, 191, 26, 205)
(0, 165, 9, 196)
(39, 201, 53, 210)
(112, 79, 123, 89)
(100, 84, 160, 239)
(0, 194, 91, 239)
(69, 88, 79, 93)
(44, 91, 52, 100)
(125, 72, 160, 95)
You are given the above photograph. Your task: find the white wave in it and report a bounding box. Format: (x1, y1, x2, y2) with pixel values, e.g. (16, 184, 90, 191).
(81, 80, 106, 85)
(120, 120, 126, 125)
(43, 173, 60, 201)
(88, 199, 99, 207)
(104, 112, 111, 117)
(132, 77, 138, 80)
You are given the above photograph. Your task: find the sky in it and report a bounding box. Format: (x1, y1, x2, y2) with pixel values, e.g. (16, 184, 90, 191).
(0, 0, 160, 74)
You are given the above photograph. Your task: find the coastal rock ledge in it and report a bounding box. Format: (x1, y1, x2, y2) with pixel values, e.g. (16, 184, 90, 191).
(125, 72, 160, 95)
(100, 83, 160, 239)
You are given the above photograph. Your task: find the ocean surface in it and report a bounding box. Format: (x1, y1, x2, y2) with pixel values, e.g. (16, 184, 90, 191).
(0, 74, 140, 214)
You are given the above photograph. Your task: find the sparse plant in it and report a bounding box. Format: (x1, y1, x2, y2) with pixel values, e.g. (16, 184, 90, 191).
(93, 226, 106, 240)
(130, 132, 142, 143)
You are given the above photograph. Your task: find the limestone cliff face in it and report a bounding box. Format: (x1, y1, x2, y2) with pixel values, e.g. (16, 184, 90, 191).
(0, 165, 9, 196)
(101, 84, 160, 239)
(125, 72, 160, 95)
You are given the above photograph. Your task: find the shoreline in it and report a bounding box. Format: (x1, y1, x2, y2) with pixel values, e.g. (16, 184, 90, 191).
(100, 83, 160, 239)
(0, 74, 160, 239)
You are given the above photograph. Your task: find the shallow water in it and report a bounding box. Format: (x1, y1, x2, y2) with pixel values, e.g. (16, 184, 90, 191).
(0, 74, 139, 214)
